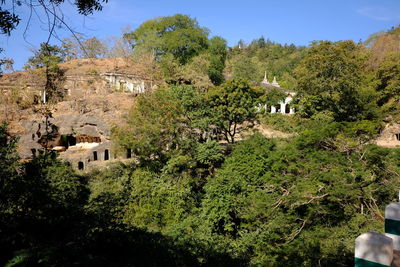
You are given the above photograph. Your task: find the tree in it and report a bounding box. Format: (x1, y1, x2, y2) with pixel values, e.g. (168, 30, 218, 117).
(0, 0, 109, 76)
(0, 51, 13, 75)
(208, 36, 227, 85)
(62, 35, 108, 59)
(82, 37, 107, 58)
(113, 86, 187, 164)
(124, 14, 209, 65)
(376, 52, 400, 105)
(113, 85, 222, 169)
(260, 87, 287, 111)
(0, 122, 20, 209)
(176, 53, 213, 88)
(295, 40, 377, 121)
(232, 56, 258, 83)
(106, 35, 132, 58)
(365, 26, 400, 70)
(207, 79, 260, 143)
(0, 0, 108, 36)
(225, 38, 304, 89)
(24, 43, 66, 103)
(257, 36, 266, 48)
(197, 126, 400, 265)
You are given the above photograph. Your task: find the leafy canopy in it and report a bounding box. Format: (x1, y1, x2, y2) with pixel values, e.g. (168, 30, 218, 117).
(295, 40, 378, 121)
(207, 79, 261, 143)
(124, 14, 209, 65)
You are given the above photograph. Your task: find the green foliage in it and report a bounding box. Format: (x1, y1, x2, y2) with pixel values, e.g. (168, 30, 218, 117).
(197, 128, 399, 265)
(208, 56, 225, 85)
(124, 14, 209, 65)
(0, 147, 89, 265)
(194, 140, 224, 167)
(376, 53, 400, 105)
(227, 37, 305, 86)
(208, 36, 227, 85)
(113, 86, 187, 164)
(5, 19, 400, 266)
(201, 134, 277, 236)
(24, 43, 66, 103)
(174, 53, 213, 88)
(207, 79, 260, 143)
(0, 122, 20, 181)
(114, 84, 241, 163)
(260, 87, 287, 109)
(124, 14, 228, 87)
(25, 43, 64, 70)
(260, 113, 313, 133)
(0, 7, 20, 35)
(232, 56, 259, 82)
(122, 169, 195, 232)
(295, 40, 378, 121)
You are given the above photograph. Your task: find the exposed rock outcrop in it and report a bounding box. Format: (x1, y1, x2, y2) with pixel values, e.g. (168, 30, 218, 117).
(376, 123, 400, 148)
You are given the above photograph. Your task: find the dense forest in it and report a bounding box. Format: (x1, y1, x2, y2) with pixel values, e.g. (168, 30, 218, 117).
(1, 12, 400, 266)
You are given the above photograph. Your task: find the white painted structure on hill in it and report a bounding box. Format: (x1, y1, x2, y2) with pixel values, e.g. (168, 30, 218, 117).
(101, 72, 147, 94)
(260, 72, 295, 115)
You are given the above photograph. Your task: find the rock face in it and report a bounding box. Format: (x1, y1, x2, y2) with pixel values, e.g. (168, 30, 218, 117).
(376, 123, 400, 148)
(17, 113, 122, 170)
(0, 58, 158, 170)
(54, 114, 110, 136)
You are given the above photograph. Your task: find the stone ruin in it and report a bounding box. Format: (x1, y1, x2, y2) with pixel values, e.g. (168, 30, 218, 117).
(100, 72, 157, 95)
(19, 114, 133, 171)
(376, 123, 400, 148)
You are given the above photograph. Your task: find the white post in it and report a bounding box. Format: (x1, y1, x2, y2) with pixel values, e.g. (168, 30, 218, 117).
(355, 232, 393, 267)
(271, 106, 276, 114)
(290, 107, 295, 114)
(280, 103, 286, 114)
(42, 89, 46, 104)
(385, 203, 400, 266)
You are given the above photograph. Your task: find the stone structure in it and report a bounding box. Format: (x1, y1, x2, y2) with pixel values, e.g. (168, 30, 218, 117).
(101, 72, 153, 94)
(355, 232, 394, 267)
(260, 72, 295, 115)
(58, 139, 115, 171)
(64, 74, 109, 98)
(18, 114, 133, 171)
(355, 202, 400, 267)
(376, 123, 400, 148)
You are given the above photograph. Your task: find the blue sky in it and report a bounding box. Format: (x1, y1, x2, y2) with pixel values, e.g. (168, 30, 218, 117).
(1, 0, 400, 70)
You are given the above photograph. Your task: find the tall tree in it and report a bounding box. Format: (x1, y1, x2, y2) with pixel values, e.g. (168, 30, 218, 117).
(207, 79, 260, 143)
(124, 14, 209, 64)
(208, 36, 227, 85)
(0, 0, 108, 36)
(232, 57, 258, 83)
(365, 26, 400, 69)
(82, 37, 107, 58)
(376, 52, 400, 105)
(295, 40, 377, 121)
(25, 43, 66, 103)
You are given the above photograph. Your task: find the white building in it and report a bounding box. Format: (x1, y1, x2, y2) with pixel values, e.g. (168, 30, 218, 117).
(260, 72, 295, 115)
(101, 72, 147, 94)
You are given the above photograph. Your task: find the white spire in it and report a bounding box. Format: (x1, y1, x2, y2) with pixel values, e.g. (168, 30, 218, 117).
(261, 71, 269, 84)
(272, 76, 280, 87)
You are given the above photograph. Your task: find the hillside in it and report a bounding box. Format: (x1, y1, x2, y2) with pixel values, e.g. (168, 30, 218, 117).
(1, 15, 400, 266)
(0, 58, 154, 169)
